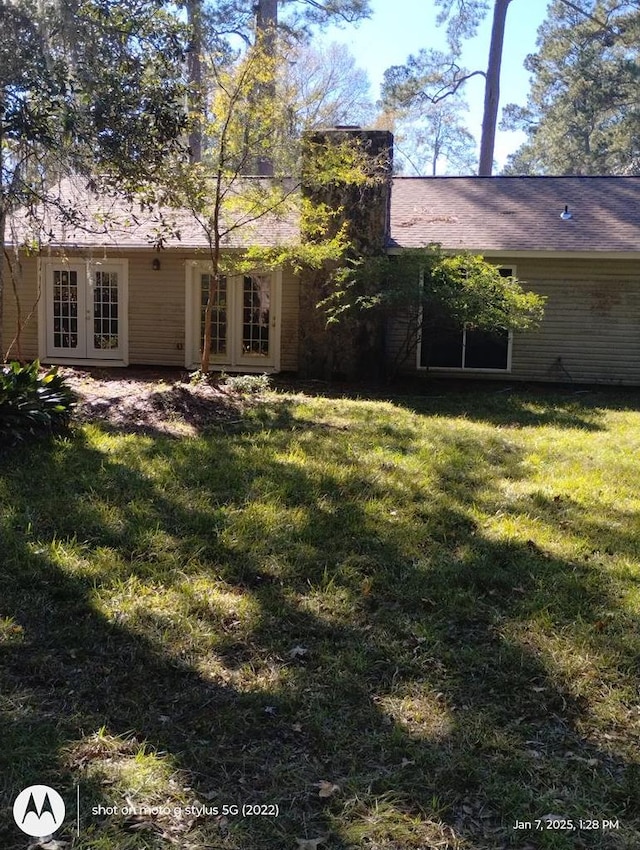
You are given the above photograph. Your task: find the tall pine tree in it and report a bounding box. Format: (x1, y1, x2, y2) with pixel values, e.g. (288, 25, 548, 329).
(502, 0, 640, 174)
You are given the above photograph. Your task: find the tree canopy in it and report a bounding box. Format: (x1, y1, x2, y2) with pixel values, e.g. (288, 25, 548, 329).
(0, 0, 188, 199)
(380, 49, 476, 175)
(0, 0, 189, 353)
(380, 0, 640, 176)
(502, 0, 640, 175)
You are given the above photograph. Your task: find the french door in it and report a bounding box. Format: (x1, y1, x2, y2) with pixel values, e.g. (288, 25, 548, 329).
(44, 260, 127, 362)
(190, 268, 280, 370)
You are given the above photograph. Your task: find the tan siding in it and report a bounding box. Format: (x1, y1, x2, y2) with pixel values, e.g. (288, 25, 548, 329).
(280, 267, 299, 371)
(390, 257, 640, 385)
(385, 308, 418, 374)
(2, 250, 301, 370)
(128, 256, 301, 370)
(2, 256, 39, 361)
(510, 259, 640, 384)
(128, 253, 186, 366)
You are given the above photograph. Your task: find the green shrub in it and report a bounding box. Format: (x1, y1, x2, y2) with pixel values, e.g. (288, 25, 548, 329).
(188, 368, 209, 385)
(222, 373, 271, 395)
(0, 361, 76, 445)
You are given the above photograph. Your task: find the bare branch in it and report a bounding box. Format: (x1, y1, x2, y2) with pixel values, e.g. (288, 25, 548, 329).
(430, 68, 486, 103)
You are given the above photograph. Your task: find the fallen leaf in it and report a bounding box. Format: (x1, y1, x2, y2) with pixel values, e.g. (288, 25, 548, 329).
(264, 705, 277, 715)
(317, 780, 340, 798)
(292, 722, 303, 732)
(401, 758, 415, 767)
(200, 789, 217, 799)
(288, 645, 309, 658)
(29, 842, 69, 850)
(296, 836, 328, 849)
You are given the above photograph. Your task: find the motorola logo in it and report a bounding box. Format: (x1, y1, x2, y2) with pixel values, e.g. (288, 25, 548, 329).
(13, 785, 66, 838)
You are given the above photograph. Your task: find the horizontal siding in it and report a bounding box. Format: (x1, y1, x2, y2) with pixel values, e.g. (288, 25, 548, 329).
(128, 253, 186, 366)
(510, 259, 640, 384)
(280, 266, 299, 371)
(2, 255, 39, 361)
(390, 257, 640, 385)
(3, 249, 300, 371)
(385, 308, 419, 374)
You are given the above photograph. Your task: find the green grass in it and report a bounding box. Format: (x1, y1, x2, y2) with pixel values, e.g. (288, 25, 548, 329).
(1, 384, 639, 849)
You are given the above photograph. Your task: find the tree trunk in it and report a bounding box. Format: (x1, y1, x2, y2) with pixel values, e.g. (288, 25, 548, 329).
(256, 0, 278, 36)
(255, 0, 278, 176)
(187, 0, 204, 163)
(201, 229, 222, 373)
(0, 212, 5, 362)
(478, 0, 512, 176)
(0, 109, 5, 361)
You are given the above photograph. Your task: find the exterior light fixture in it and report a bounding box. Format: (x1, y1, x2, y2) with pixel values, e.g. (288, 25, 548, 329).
(152, 258, 161, 270)
(560, 205, 573, 220)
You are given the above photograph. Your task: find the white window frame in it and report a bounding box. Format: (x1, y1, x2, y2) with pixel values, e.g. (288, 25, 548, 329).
(416, 265, 515, 373)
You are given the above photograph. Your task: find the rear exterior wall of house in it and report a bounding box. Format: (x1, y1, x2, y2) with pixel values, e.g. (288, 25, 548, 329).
(1, 252, 300, 372)
(387, 257, 640, 386)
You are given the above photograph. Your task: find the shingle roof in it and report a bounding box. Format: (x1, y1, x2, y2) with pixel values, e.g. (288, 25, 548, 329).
(13, 174, 640, 255)
(12, 178, 299, 250)
(388, 176, 640, 253)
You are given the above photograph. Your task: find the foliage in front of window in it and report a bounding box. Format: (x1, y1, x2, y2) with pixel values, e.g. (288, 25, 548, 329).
(317, 247, 546, 374)
(0, 361, 76, 446)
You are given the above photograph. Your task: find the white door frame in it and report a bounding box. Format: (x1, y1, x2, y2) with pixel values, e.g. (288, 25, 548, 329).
(185, 261, 282, 372)
(39, 258, 129, 365)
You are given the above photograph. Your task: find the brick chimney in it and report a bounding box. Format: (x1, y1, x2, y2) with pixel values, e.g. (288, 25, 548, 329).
(298, 127, 394, 380)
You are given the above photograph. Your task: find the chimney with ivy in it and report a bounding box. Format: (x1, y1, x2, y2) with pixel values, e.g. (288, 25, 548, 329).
(298, 127, 394, 380)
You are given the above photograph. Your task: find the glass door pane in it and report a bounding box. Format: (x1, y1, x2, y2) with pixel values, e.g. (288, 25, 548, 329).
(91, 269, 120, 354)
(52, 269, 80, 350)
(241, 274, 270, 358)
(201, 274, 227, 356)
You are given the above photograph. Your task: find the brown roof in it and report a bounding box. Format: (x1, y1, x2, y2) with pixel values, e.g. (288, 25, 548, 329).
(389, 176, 640, 253)
(12, 178, 299, 250)
(13, 174, 640, 255)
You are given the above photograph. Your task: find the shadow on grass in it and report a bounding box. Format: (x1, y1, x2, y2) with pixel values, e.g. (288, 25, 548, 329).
(274, 375, 640, 431)
(0, 403, 638, 849)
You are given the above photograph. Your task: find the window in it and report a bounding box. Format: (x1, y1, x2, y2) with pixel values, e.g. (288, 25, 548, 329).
(419, 267, 514, 372)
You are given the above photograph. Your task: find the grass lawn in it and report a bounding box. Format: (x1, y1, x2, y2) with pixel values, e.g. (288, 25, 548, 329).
(1, 383, 639, 849)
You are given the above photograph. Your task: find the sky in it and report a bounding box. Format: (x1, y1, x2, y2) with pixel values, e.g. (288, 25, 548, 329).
(323, 0, 552, 170)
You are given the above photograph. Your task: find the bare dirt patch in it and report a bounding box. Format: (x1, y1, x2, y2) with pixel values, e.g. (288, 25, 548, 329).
(60, 367, 248, 436)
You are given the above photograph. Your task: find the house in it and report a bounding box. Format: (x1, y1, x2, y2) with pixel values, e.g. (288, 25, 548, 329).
(3, 131, 640, 385)
(2, 179, 301, 375)
(388, 175, 640, 385)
